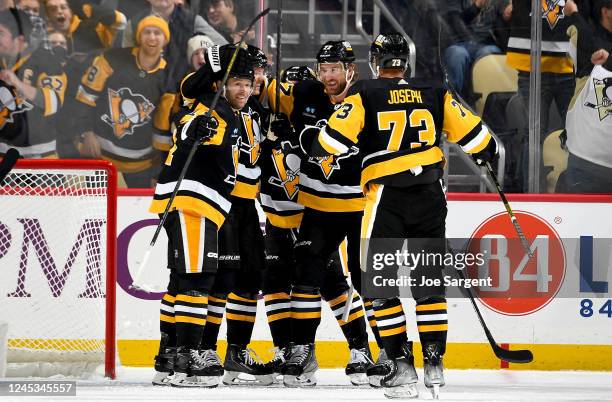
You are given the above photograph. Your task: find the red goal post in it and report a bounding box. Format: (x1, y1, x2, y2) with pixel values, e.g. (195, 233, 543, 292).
(0, 159, 117, 379)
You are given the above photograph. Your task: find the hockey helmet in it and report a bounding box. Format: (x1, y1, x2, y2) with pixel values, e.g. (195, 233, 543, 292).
(246, 44, 268, 69)
(369, 33, 409, 77)
(316, 41, 356, 65)
(218, 44, 255, 82)
(281, 65, 316, 83)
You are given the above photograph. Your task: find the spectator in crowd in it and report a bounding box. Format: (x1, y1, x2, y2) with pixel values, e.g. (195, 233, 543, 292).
(444, 0, 511, 96)
(49, 30, 68, 65)
(559, 0, 612, 192)
(0, 0, 14, 10)
(186, 32, 214, 71)
(44, 0, 126, 54)
(16, 0, 49, 50)
(75, 15, 176, 187)
(123, 0, 226, 89)
(205, 0, 241, 43)
(116, 0, 148, 21)
(0, 8, 66, 158)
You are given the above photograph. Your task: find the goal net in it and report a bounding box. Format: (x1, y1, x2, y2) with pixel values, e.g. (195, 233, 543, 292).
(0, 159, 117, 379)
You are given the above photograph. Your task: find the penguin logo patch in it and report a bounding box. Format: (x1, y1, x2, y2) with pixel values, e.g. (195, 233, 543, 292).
(268, 142, 300, 200)
(0, 84, 33, 129)
(102, 87, 155, 138)
(541, 0, 565, 29)
(585, 77, 612, 121)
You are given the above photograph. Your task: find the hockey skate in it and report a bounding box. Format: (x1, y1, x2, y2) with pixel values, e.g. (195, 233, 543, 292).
(282, 343, 318, 387)
(345, 346, 373, 386)
(222, 344, 275, 386)
(169, 348, 223, 388)
(152, 334, 176, 386)
(380, 342, 418, 399)
(265, 344, 293, 382)
(423, 342, 445, 399)
(366, 348, 390, 388)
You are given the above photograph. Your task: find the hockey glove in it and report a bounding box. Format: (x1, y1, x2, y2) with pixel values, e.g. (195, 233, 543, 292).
(472, 134, 499, 166)
(269, 113, 293, 140)
(188, 114, 219, 144)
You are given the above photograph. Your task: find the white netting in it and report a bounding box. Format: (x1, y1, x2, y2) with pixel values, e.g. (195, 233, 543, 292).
(0, 165, 111, 377)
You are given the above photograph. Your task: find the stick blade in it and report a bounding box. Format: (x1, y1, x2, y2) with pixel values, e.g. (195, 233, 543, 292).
(494, 346, 534, 363)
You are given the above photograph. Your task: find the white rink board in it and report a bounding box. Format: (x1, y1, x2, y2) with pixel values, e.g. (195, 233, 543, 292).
(111, 194, 612, 345)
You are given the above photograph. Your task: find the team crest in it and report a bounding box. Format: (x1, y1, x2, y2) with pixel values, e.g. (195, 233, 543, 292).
(268, 141, 300, 199)
(240, 111, 261, 164)
(102, 87, 155, 138)
(541, 0, 565, 29)
(0, 83, 33, 129)
(309, 146, 358, 180)
(585, 77, 612, 121)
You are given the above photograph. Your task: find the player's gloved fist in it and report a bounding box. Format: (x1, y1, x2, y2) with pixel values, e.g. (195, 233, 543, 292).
(190, 114, 219, 143)
(472, 134, 499, 166)
(269, 113, 293, 140)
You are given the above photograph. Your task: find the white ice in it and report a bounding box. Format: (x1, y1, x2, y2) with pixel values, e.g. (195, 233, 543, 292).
(22, 367, 612, 402)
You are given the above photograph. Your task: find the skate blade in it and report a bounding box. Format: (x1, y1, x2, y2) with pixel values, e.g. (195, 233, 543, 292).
(152, 371, 172, 386)
(170, 373, 220, 388)
(222, 371, 275, 386)
(348, 372, 369, 386)
(430, 384, 440, 399)
(383, 383, 419, 399)
(283, 373, 317, 388)
(368, 375, 383, 388)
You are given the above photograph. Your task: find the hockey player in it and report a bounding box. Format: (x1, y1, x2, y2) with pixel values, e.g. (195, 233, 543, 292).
(268, 42, 374, 387)
(75, 15, 175, 188)
(307, 33, 498, 399)
(148, 44, 252, 388)
(0, 8, 66, 158)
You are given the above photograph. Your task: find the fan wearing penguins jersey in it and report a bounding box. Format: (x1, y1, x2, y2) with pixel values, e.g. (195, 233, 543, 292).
(267, 42, 373, 388)
(309, 33, 498, 399)
(75, 16, 175, 188)
(0, 8, 67, 158)
(147, 44, 250, 389)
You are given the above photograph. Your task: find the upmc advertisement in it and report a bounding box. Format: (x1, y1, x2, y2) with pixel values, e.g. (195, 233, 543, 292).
(3, 191, 612, 370)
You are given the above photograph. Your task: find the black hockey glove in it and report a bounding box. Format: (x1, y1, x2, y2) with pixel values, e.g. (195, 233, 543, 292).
(269, 113, 293, 140)
(472, 134, 499, 166)
(188, 114, 219, 144)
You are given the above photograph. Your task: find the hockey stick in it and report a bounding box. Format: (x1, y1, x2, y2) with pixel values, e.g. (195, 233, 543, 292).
(435, 24, 534, 260)
(131, 8, 271, 292)
(0, 148, 20, 184)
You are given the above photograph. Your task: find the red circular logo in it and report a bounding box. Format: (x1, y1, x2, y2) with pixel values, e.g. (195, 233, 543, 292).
(466, 211, 566, 316)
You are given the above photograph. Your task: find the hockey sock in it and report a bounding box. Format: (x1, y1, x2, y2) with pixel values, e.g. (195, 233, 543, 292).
(290, 286, 321, 345)
(364, 298, 383, 349)
(159, 292, 177, 346)
(264, 292, 292, 347)
(226, 292, 258, 345)
(416, 297, 448, 355)
(373, 297, 408, 359)
(328, 291, 368, 349)
(175, 291, 208, 349)
(201, 294, 227, 350)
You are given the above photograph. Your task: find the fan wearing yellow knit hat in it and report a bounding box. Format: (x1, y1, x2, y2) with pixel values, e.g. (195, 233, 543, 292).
(74, 14, 177, 188)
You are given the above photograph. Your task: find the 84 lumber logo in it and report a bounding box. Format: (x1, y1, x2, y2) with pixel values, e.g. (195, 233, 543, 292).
(465, 211, 566, 316)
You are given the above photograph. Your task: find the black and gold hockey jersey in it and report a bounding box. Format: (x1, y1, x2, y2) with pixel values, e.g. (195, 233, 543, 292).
(231, 96, 264, 200)
(268, 79, 365, 213)
(506, 0, 575, 74)
(149, 93, 241, 228)
(76, 47, 175, 173)
(317, 78, 492, 192)
(0, 48, 67, 158)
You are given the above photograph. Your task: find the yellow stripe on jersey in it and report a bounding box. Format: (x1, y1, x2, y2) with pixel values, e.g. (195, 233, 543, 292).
(265, 211, 303, 229)
(38, 72, 67, 116)
(325, 93, 365, 147)
(180, 211, 204, 273)
(417, 324, 449, 332)
(298, 191, 366, 213)
(175, 294, 208, 304)
(375, 304, 403, 317)
(231, 181, 259, 199)
(175, 316, 206, 325)
(149, 195, 226, 228)
(378, 325, 407, 337)
(267, 79, 295, 118)
(442, 91, 482, 143)
(81, 53, 114, 91)
(180, 103, 227, 146)
(267, 311, 291, 322)
(415, 302, 447, 312)
(264, 292, 291, 302)
(225, 313, 256, 323)
(506, 52, 574, 74)
(361, 147, 444, 191)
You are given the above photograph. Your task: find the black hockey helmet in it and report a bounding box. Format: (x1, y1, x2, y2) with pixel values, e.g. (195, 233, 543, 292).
(281, 65, 316, 83)
(316, 40, 356, 64)
(246, 44, 268, 69)
(369, 33, 409, 76)
(218, 44, 255, 81)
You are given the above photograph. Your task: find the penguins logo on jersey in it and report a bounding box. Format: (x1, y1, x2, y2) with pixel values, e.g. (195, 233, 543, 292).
(310, 146, 359, 180)
(268, 141, 300, 199)
(102, 87, 155, 138)
(225, 135, 242, 186)
(542, 0, 565, 29)
(240, 110, 261, 164)
(0, 83, 33, 129)
(585, 77, 612, 121)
